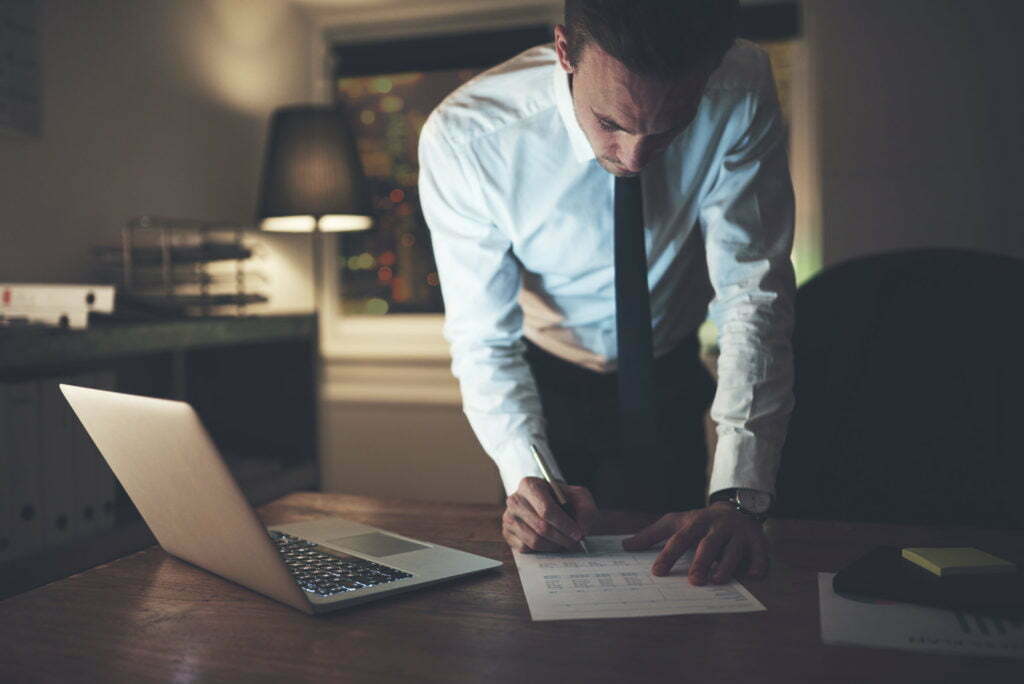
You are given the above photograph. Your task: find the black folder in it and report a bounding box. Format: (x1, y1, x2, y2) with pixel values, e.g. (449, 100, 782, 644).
(832, 546, 1024, 618)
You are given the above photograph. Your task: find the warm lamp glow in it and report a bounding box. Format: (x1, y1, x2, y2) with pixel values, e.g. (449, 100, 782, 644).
(260, 215, 373, 233)
(320, 215, 373, 232)
(260, 216, 315, 232)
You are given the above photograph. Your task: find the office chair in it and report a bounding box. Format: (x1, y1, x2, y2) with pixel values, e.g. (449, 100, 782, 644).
(774, 248, 1024, 529)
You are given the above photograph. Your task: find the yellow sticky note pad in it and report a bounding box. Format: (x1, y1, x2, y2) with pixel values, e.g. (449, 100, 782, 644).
(901, 547, 1017, 577)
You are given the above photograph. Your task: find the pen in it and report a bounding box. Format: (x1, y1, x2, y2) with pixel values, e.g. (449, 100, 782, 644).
(530, 443, 590, 554)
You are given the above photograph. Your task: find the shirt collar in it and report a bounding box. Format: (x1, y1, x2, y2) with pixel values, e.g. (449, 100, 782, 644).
(551, 64, 596, 163)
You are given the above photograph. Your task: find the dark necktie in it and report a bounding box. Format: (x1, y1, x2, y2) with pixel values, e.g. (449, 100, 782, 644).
(614, 175, 658, 457)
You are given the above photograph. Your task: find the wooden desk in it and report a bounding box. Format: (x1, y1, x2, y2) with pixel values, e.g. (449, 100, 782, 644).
(1, 493, 1021, 683)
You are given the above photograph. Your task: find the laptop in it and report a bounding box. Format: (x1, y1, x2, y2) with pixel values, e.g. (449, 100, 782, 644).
(60, 384, 502, 615)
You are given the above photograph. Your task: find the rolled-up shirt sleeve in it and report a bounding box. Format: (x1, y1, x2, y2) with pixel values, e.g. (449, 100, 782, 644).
(699, 60, 796, 499)
(418, 119, 562, 495)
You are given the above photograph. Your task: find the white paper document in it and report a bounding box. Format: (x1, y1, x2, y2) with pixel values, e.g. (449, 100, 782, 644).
(513, 535, 766, 621)
(818, 573, 1024, 658)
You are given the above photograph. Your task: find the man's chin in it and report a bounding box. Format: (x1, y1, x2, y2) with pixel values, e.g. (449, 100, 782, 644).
(598, 159, 640, 178)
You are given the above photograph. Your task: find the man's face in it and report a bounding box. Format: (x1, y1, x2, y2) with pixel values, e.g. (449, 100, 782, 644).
(554, 25, 711, 177)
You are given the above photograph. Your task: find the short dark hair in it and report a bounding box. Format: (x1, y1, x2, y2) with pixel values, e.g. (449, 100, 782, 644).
(564, 0, 739, 80)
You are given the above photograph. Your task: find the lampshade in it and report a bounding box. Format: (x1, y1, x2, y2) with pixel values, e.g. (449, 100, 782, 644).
(257, 105, 373, 232)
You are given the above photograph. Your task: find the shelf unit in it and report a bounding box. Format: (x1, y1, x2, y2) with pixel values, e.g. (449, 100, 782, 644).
(94, 216, 269, 316)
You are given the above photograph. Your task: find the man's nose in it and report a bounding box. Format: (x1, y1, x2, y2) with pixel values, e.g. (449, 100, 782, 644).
(619, 137, 656, 174)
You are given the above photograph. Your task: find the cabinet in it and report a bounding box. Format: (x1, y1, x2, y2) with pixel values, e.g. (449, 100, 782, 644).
(0, 315, 317, 599)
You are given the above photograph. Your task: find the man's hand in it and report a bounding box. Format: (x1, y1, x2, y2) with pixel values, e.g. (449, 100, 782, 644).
(503, 477, 598, 552)
(622, 502, 769, 585)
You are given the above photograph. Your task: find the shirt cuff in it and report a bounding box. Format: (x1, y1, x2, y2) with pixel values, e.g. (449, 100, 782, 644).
(707, 427, 779, 498)
(494, 437, 565, 496)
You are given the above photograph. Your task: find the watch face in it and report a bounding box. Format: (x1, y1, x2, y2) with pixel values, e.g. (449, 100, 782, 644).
(736, 489, 771, 514)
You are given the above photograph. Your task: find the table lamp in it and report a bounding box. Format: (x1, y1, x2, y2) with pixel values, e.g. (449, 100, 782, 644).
(256, 104, 373, 341)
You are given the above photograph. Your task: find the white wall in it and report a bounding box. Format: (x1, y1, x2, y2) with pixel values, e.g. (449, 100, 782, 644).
(804, 0, 1023, 266)
(320, 391, 504, 505)
(0, 0, 315, 309)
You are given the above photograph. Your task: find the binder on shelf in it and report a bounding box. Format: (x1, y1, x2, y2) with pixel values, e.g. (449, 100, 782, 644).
(69, 372, 99, 540)
(1, 381, 45, 562)
(0, 307, 90, 330)
(69, 371, 118, 538)
(1, 284, 115, 330)
(0, 385, 11, 564)
(39, 377, 78, 549)
(94, 373, 118, 532)
(0, 284, 115, 313)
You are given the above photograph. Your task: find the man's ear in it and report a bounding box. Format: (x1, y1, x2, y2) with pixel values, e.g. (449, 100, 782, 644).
(553, 24, 574, 74)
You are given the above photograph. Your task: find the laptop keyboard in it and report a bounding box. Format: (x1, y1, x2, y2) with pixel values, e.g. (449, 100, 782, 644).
(270, 531, 413, 597)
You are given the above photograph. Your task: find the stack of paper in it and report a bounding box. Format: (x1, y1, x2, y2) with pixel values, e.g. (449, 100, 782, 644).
(819, 573, 1024, 658)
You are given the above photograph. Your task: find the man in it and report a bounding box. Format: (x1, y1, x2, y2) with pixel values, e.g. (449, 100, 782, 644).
(418, 0, 794, 586)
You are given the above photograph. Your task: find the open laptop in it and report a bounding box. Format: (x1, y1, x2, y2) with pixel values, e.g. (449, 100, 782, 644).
(60, 384, 502, 615)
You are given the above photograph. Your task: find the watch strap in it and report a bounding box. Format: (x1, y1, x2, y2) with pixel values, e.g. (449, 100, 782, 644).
(709, 488, 770, 522)
(708, 488, 737, 506)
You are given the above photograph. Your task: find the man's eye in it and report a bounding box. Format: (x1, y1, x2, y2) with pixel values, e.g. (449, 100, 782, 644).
(598, 119, 618, 132)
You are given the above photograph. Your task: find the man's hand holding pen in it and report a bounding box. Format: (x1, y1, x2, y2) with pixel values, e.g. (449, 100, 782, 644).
(502, 476, 597, 553)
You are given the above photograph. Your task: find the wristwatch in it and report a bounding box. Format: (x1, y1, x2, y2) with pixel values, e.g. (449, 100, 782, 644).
(709, 488, 772, 523)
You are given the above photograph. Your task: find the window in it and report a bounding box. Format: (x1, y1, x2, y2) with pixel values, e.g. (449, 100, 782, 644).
(330, 4, 810, 317)
(332, 26, 553, 315)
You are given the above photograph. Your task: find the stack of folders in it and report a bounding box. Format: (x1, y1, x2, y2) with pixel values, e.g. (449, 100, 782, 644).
(0, 372, 119, 565)
(0, 284, 115, 329)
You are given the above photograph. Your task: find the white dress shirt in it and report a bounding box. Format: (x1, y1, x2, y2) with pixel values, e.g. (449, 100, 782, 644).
(418, 40, 795, 499)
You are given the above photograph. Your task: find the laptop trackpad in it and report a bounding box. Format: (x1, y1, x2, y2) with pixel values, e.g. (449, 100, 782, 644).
(326, 532, 428, 557)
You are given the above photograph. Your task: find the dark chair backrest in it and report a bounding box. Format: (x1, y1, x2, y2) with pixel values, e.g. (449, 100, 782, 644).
(774, 248, 1024, 529)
